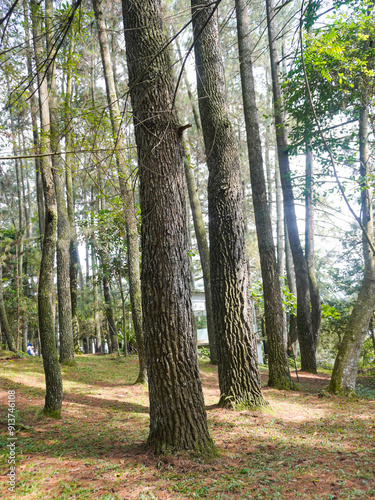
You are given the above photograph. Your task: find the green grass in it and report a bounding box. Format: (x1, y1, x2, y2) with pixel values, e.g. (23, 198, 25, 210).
(1, 354, 375, 499)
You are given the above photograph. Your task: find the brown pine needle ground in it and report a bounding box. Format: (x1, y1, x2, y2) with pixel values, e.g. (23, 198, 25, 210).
(1, 354, 374, 499)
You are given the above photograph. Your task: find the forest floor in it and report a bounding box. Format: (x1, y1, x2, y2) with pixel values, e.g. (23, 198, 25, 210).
(0, 353, 375, 500)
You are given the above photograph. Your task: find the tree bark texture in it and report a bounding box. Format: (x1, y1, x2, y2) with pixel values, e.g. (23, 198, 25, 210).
(266, 0, 317, 373)
(191, 0, 266, 408)
(45, 0, 75, 366)
(329, 106, 375, 394)
(31, 0, 62, 416)
(24, 0, 45, 244)
(173, 32, 217, 364)
(122, 0, 215, 455)
(235, 0, 292, 389)
(93, 0, 147, 382)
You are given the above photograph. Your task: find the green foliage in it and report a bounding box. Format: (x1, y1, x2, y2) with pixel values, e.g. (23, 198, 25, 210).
(250, 278, 296, 315)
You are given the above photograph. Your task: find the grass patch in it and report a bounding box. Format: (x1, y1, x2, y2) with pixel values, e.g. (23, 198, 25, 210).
(0, 355, 374, 499)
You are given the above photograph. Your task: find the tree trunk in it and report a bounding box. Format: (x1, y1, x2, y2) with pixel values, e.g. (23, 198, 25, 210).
(122, 0, 215, 455)
(184, 153, 217, 364)
(329, 106, 375, 394)
(45, 0, 75, 366)
(0, 260, 17, 352)
(285, 223, 298, 355)
(266, 0, 317, 373)
(191, 0, 266, 408)
(235, 0, 292, 389)
(31, 0, 62, 417)
(24, 0, 44, 244)
(118, 272, 127, 356)
(305, 142, 321, 349)
(93, 0, 147, 382)
(173, 31, 217, 364)
(91, 244, 102, 353)
(64, 31, 80, 353)
(102, 270, 119, 353)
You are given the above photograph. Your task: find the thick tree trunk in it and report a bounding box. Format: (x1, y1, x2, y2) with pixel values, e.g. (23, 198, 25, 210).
(266, 0, 317, 373)
(305, 143, 321, 349)
(45, 0, 75, 366)
(122, 0, 215, 455)
(93, 0, 147, 382)
(329, 106, 375, 394)
(31, 0, 62, 417)
(0, 261, 17, 352)
(235, 0, 292, 389)
(191, 0, 266, 408)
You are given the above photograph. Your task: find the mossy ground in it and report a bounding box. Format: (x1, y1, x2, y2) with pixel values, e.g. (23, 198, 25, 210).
(1, 354, 375, 499)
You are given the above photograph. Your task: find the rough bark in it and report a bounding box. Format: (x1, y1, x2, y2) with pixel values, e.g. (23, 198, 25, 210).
(93, 0, 147, 382)
(235, 0, 292, 389)
(45, 0, 75, 366)
(191, 0, 266, 408)
(266, 0, 317, 373)
(173, 32, 217, 363)
(329, 106, 375, 394)
(31, 0, 62, 417)
(24, 0, 44, 244)
(122, 0, 215, 455)
(305, 143, 321, 350)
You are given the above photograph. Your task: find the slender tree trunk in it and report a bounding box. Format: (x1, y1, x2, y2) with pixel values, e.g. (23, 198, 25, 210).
(93, 0, 147, 382)
(118, 272, 127, 356)
(285, 223, 298, 355)
(184, 152, 217, 364)
(0, 260, 17, 352)
(91, 244, 101, 353)
(275, 164, 288, 350)
(235, 0, 292, 389)
(370, 315, 375, 354)
(45, 0, 75, 366)
(191, 0, 266, 407)
(31, 0, 62, 417)
(305, 142, 321, 348)
(24, 0, 44, 244)
(173, 31, 217, 363)
(64, 32, 80, 353)
(266, 0, 316, 373)
(102, 268, 119, 353)
(329, 106, 375, 394)
(122, 0, 215, 455)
